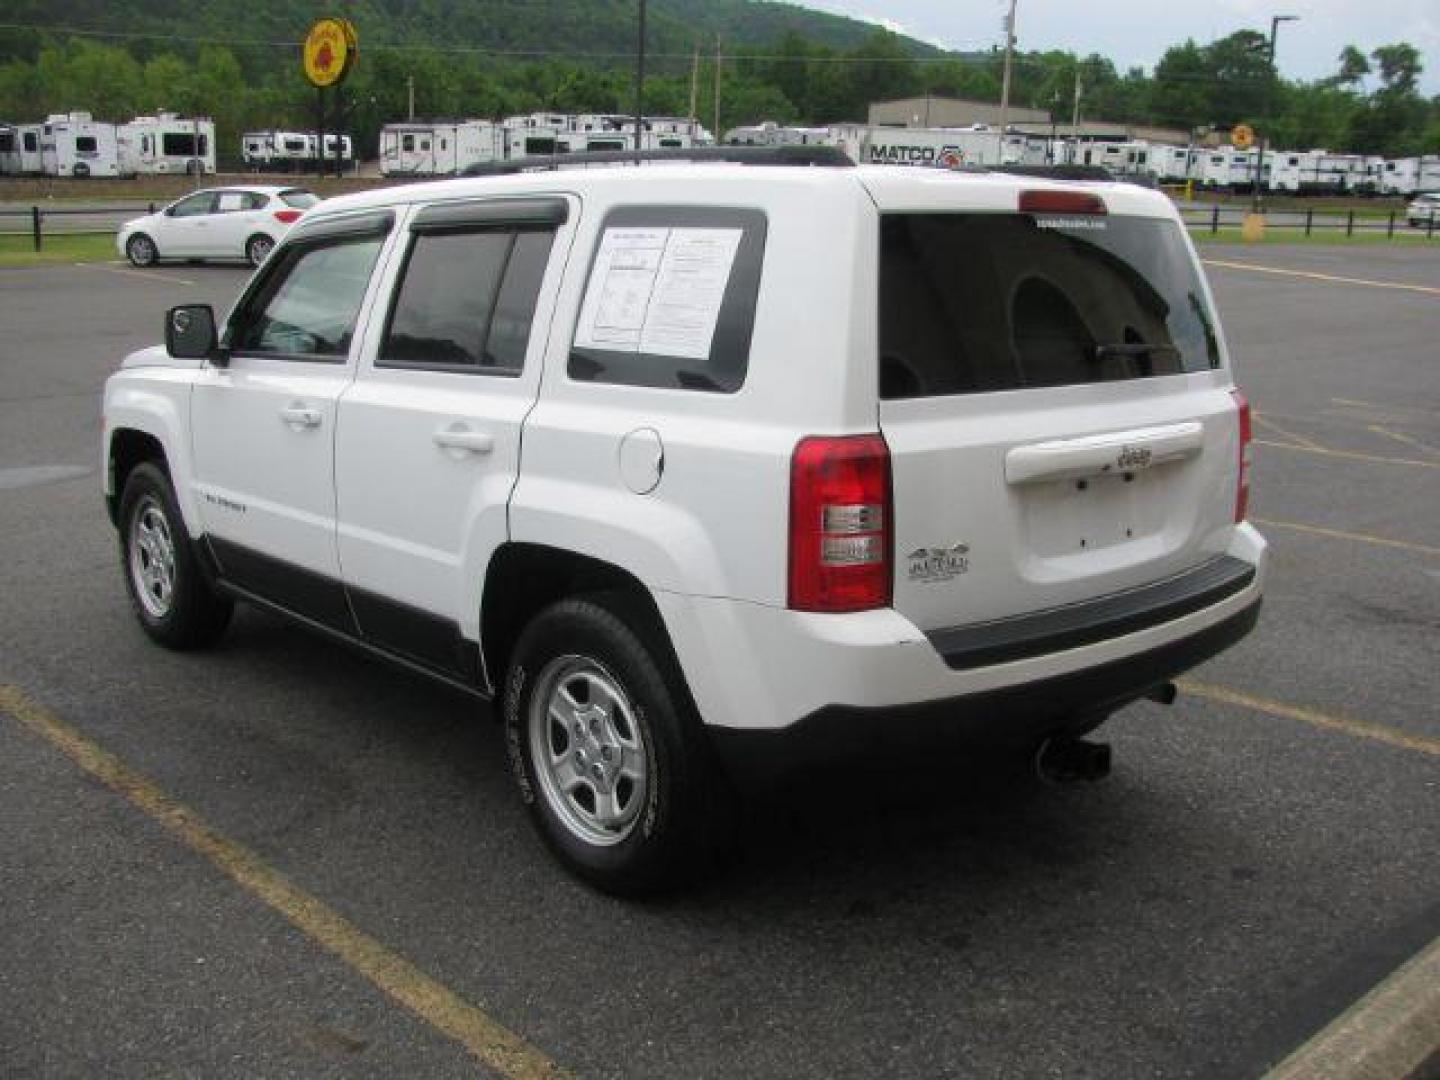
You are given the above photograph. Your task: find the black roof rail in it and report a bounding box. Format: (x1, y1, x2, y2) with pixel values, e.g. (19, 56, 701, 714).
(457, 144, 854, 177)
(983, 164, 1117, 182)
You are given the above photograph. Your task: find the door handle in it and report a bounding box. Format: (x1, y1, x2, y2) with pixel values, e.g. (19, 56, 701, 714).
(279, 405, 322, 428)
(433, 426, 494, 455)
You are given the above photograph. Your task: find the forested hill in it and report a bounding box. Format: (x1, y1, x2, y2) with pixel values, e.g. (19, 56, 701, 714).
(0, 0, 943, 60)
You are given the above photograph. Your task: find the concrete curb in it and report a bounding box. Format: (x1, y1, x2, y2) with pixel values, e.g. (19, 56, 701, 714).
(1265, 936, 1440, 1080)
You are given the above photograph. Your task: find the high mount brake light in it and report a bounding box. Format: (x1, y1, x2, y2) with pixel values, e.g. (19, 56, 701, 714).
(1230, 388, 1253, 522)
(1019, 190, 1107, 215)
(788, 434, 893, 613)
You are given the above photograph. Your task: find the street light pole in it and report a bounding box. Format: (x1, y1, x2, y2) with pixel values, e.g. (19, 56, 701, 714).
(1252, 14, 1298, 213)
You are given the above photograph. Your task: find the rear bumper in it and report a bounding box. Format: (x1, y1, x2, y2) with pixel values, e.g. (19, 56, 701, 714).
(655, 524, 1267, 738)
(709, 597, 1259, 782)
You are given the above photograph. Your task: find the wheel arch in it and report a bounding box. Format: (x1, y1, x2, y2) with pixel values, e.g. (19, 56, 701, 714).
(480, 543, 682, 704)
(106, 428, 169, 526)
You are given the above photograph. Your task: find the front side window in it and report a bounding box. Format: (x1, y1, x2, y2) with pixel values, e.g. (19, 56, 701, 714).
(169, 192, 216, 218)
(229, 237, 384, 359)
(380, 225, 554, 374)
(878, 212, 1221, 400)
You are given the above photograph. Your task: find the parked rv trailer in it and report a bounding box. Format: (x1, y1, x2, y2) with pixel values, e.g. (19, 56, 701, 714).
(40, 112, 119, 178)
(1194, 148, 1257, 191)
(1375, 156, 1440, 196)
(118, 113, 215, 176)
(1144, 145, 1194, 183)
(243, 130, 355, 172)
(379, 121, 506, 176)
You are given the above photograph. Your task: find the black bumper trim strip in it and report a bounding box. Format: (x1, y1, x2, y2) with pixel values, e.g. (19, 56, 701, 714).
(926, 555, 1256, 671)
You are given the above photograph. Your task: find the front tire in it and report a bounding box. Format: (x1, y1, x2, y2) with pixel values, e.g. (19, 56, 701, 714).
(118, 463, 232, 649)
(126, 233, 158, 267)
(245, 233, 275, 267)
(504, 597, 735, 896)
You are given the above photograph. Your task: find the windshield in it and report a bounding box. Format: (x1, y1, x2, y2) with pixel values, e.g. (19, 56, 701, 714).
(280, 190, 321, 209)
(879, 212, 1221, 399)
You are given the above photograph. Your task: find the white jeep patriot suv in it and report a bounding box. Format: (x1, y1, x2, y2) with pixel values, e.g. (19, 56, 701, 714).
(103, 151, 1265, 894)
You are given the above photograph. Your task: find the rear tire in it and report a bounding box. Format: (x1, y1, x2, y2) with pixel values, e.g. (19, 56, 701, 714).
(245, 233, 275, 267)
(126, 233, 158, 267)
(504, 596, 735, 896)
(118, 463, 232, 650)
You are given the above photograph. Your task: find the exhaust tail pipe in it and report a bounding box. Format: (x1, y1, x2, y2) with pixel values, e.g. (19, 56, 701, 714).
(1035, 736, 1112, 784)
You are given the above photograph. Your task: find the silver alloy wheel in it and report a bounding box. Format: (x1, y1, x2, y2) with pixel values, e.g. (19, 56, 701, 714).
(528, 655, 649, 847)
(127, 235, 156, 266)
(247, 235, 274, 266)
(128, 495, 177, 619)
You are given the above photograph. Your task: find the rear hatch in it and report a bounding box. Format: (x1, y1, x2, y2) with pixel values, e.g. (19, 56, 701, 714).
(866, 175, 1243, 636)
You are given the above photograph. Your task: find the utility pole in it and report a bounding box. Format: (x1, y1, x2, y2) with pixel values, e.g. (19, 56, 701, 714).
(407, 76, 414, 122)
(997, 0, 1018, 159)
(1252, 14, 1298, 214)
(688, 46, 700, 123)
(634, 0, 647, 153)
(713, 35, 722, 141)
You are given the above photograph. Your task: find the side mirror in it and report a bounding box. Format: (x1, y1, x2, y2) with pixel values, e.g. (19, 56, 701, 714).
(165, 304, 221, 363)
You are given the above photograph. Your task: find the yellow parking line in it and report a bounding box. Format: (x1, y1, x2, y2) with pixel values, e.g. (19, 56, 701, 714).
(1251, 517, 1440, 558)
(1253, 413, 1327, 451)
(1202, 258, 1440, 297)
(1265, 935, 1440, 1080)
(1177, 680, 1440, 758)
(1367, 425, 1440, 457)
(1254, 439, 1440, 470)
(0, 685, 568, 1080)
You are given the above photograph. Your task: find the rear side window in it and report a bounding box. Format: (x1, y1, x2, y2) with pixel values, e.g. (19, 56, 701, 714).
(380, 226, 555, 375)
(569, 206, 766, 393)
(281, 190, 321, 209)
(878, 212, 1221, 400)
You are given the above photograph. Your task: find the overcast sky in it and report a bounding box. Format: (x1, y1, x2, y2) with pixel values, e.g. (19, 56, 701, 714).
(797, 0, 1439, 94)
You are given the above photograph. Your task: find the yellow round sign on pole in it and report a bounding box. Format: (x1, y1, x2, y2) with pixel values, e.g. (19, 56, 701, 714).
(1232, 123, 1255, 150)
(302, 18, 357, 88)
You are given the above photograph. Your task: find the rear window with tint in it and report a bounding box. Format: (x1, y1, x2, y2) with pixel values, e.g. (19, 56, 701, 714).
(879, 213, 1221, 399)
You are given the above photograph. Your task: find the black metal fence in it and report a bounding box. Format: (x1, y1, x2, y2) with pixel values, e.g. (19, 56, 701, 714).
(1179, 204, 1439, 238)
(0, 204, 157, 251)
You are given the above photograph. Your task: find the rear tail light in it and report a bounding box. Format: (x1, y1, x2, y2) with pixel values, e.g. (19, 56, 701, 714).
(1019, 189, 1107, 215)
(788, 434, 892, 612)
(1230, 388, 1253, 522)
(273, 209, 302, 224)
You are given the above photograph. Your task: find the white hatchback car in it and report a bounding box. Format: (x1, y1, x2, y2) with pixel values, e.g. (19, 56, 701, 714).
(117, 185, 320, 268)
(1406, 192, 1439, 228)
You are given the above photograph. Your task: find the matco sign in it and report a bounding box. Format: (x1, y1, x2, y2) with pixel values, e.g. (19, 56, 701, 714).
(865, 142, 967, 167)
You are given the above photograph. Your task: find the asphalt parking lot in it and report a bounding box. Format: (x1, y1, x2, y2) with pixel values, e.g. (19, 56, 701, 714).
(0, 248, 1436, 1078)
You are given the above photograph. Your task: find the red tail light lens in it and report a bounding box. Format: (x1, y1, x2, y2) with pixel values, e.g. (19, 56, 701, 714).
(1019, 190, 1107, 215)
(273, 209, 302, 224)
(1231, 388, 1252, 522)
(788, 434, 892, 612)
